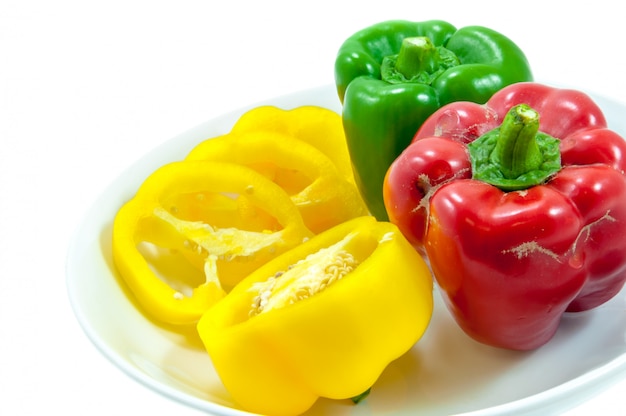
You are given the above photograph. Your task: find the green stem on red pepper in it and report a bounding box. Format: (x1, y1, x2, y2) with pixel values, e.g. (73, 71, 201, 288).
(468, 103, 561, 191)
(493, 104, 543, 178)
(381, 37, 460, 85)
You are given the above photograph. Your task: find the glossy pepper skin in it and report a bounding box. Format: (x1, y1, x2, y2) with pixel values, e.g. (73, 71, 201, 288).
(335, 19, 533, 220)
(112, 161, 312, 325)
(384, 83, 626, 350)
(197, 216, 433, 415)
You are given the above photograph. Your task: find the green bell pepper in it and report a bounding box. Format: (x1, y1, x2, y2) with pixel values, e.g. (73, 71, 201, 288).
(334, 20, 533, 220)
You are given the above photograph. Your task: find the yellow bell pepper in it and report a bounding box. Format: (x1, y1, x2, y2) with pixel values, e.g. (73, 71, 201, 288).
(228, 105, 358, 185)
(186, 129, 368, 234)
(112, 160, 313, 325)
(197, 216, 433, 415)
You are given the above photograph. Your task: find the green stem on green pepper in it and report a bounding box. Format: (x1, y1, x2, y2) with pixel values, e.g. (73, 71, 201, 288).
(395, 37, 439, 79)
(380, 36, 459, 86)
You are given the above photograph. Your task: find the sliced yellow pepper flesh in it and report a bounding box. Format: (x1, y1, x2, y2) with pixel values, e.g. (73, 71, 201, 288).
(186, 129, 368, 233)
(197, 216, 434, 415)
(228, 105, 358, 185)
(112, 160, 312, 325)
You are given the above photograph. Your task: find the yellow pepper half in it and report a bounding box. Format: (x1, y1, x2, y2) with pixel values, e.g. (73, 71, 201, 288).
(112, 160, 313, 325)
(197, 216, 433, 415)
(186, 129, 368, 234)
(228, 105, 358, 185)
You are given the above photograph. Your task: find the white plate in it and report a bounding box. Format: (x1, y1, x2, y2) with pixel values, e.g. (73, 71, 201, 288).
(66, 85, 626, 416)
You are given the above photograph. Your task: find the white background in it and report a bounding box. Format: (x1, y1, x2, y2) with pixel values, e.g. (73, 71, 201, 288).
(2, 0, 625, 415)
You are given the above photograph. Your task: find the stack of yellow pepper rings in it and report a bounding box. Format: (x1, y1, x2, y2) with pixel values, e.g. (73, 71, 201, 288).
(112, 105, 434, 414)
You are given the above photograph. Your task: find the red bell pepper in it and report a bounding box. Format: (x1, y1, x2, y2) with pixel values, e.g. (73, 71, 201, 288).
(383, 82, 626, 350)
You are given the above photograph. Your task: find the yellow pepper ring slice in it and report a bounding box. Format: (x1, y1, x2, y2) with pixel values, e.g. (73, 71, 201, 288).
(197, 216, 434, 415)
(186, 130, 368, 234)
(112, 160, 312, 326)
(228, 105, 357, 185)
